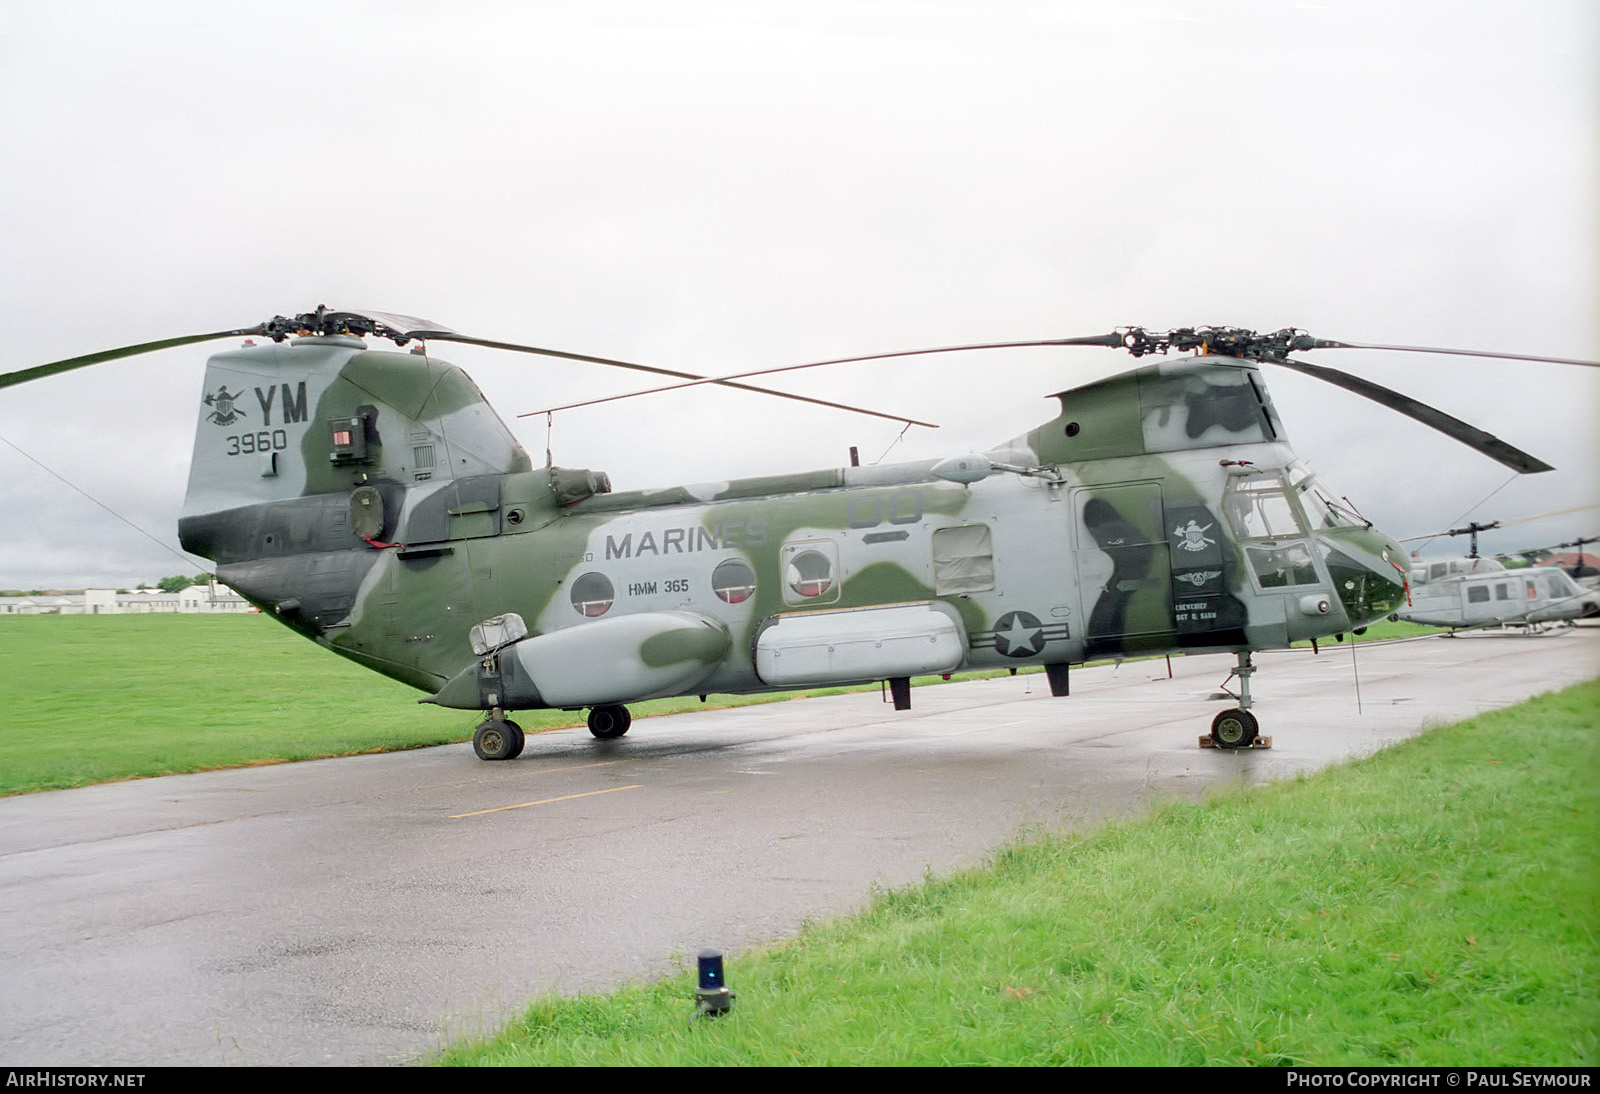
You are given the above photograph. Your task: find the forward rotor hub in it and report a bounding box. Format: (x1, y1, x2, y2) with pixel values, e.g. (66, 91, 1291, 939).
(1115, 326, 1338, 362)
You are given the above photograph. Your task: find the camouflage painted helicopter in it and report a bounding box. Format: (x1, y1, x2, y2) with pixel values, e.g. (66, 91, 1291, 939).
(4, 311, 1590, 756)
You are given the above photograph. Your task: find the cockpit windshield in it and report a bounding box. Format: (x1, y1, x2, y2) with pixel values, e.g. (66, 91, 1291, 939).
(1286, 460, 1369, 530)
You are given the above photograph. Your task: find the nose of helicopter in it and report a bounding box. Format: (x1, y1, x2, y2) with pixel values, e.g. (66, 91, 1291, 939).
(1318, 527, 1409, 628)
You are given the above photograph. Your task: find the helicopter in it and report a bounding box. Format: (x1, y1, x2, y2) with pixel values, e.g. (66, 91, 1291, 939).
(3, 310, 1591, 757)
(1397, 519, 1600, 631)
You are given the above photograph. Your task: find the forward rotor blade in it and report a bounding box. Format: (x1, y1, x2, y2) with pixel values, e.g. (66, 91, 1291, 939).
(519, 333, 1127, 420)
(0, 327, 265, 390)
(1310, 339, 1599, 368)
(1275, 356, 1554, 474)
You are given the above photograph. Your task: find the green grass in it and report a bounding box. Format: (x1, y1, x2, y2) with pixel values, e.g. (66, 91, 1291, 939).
(0, 613, 1508, 796)
(0, 614, 1027, 795)
(437, 680, 1600, 1066)
(0, 615, 475, 793)
(1292, 617, 1441, 646)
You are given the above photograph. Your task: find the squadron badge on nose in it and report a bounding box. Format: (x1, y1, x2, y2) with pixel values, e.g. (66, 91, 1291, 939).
(1172, 519, 1216, 553)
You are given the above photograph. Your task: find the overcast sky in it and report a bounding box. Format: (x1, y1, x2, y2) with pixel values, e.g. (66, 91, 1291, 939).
(1, 0, 1595, 589)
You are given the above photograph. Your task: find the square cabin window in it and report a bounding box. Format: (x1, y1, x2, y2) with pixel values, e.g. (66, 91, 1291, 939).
(932, 524, 995, 595)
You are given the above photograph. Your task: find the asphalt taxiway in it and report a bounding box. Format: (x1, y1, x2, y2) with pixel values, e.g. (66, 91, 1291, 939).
(1, 628, 1595, 1065)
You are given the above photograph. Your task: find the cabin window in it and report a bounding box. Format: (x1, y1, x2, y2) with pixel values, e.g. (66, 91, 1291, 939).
(786, 551, 834, 599)
(781, 541, 839, 604)
(1548, 577, 1565, 599)
(712, 559, 757, 604)
(571, 572, 615, 617)
(1496, 583, 1510, 600)
(1429, 563, 1449, 581)
(1467, 585, 1490, 604)
(1222, 474, 1304, 540)
(932, 524, 995, 594)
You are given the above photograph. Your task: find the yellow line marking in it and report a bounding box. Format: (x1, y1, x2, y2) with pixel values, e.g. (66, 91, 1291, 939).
(518, 759, 624, 777)
(932, 718, 1029, 737)
(451, 784, 644, 818)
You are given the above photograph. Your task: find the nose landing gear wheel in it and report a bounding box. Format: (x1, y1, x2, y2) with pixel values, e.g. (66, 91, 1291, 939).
(474, 718, 524, 760)
(588, 704, 632, 739)
(1210, 708, 1259, 749)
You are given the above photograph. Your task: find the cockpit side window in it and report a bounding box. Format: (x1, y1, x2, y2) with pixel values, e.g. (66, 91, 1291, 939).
(1246, 543, 1320, 588)
(1222, 473, 1306, 541)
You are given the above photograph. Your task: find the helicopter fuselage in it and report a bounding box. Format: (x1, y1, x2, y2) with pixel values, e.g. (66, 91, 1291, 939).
(1399, 557, 1600, 629)
(175, 336, 1407, 736)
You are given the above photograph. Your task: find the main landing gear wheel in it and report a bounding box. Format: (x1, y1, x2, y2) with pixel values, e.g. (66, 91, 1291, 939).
(474, 718, 524, 760)
(1210, 708, 1259, 750)
(588, 704, 632, 740)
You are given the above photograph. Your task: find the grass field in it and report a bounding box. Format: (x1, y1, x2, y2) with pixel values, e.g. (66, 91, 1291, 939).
(0, 614, 1028, 795)
(437, 680, 1600, 1067)
(0, 614, 1450, 796)
(0, 614, 473, 794)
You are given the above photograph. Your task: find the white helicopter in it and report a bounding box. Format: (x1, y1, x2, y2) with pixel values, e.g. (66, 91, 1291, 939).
(1398, 519, 1600, 631)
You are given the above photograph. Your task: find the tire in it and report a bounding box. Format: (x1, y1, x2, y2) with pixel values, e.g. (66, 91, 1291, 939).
(588, 704, 632, 740)
(1210, 708, 1259, 750)
(504, 720, 525, 760)
(474, 719, 517, 760)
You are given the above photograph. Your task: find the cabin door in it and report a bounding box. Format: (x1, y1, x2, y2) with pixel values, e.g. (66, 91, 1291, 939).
(1074, 482, 1175, 657)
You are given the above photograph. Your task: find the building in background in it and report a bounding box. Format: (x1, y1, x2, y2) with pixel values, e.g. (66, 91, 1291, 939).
(0, 586, 251, 615)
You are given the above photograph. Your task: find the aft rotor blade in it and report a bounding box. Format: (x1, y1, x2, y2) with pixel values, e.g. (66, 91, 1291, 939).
(417, 333, 938, 428)
(344, 309, 456, 337)
(520, 333, 1127, 419)
(1276, 356, 1555, 474)
(0, 327, 265, 390)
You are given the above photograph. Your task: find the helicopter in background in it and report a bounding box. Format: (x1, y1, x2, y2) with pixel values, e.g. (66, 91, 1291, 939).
(1398, 518, 1600, 631)
(3, 311, 1591, 757)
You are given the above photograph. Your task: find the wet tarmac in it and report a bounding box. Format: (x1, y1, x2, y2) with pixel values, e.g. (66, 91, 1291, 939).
(2, 628, 1595, 1064)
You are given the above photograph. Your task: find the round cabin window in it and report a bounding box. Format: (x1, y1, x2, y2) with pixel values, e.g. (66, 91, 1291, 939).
(712, 558, 757, 604)
(785, 549, 834, 599)
(570, 572, 615, 617)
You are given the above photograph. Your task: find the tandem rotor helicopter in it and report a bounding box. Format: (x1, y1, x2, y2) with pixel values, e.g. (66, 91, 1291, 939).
(4, 309, 1594, 756)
